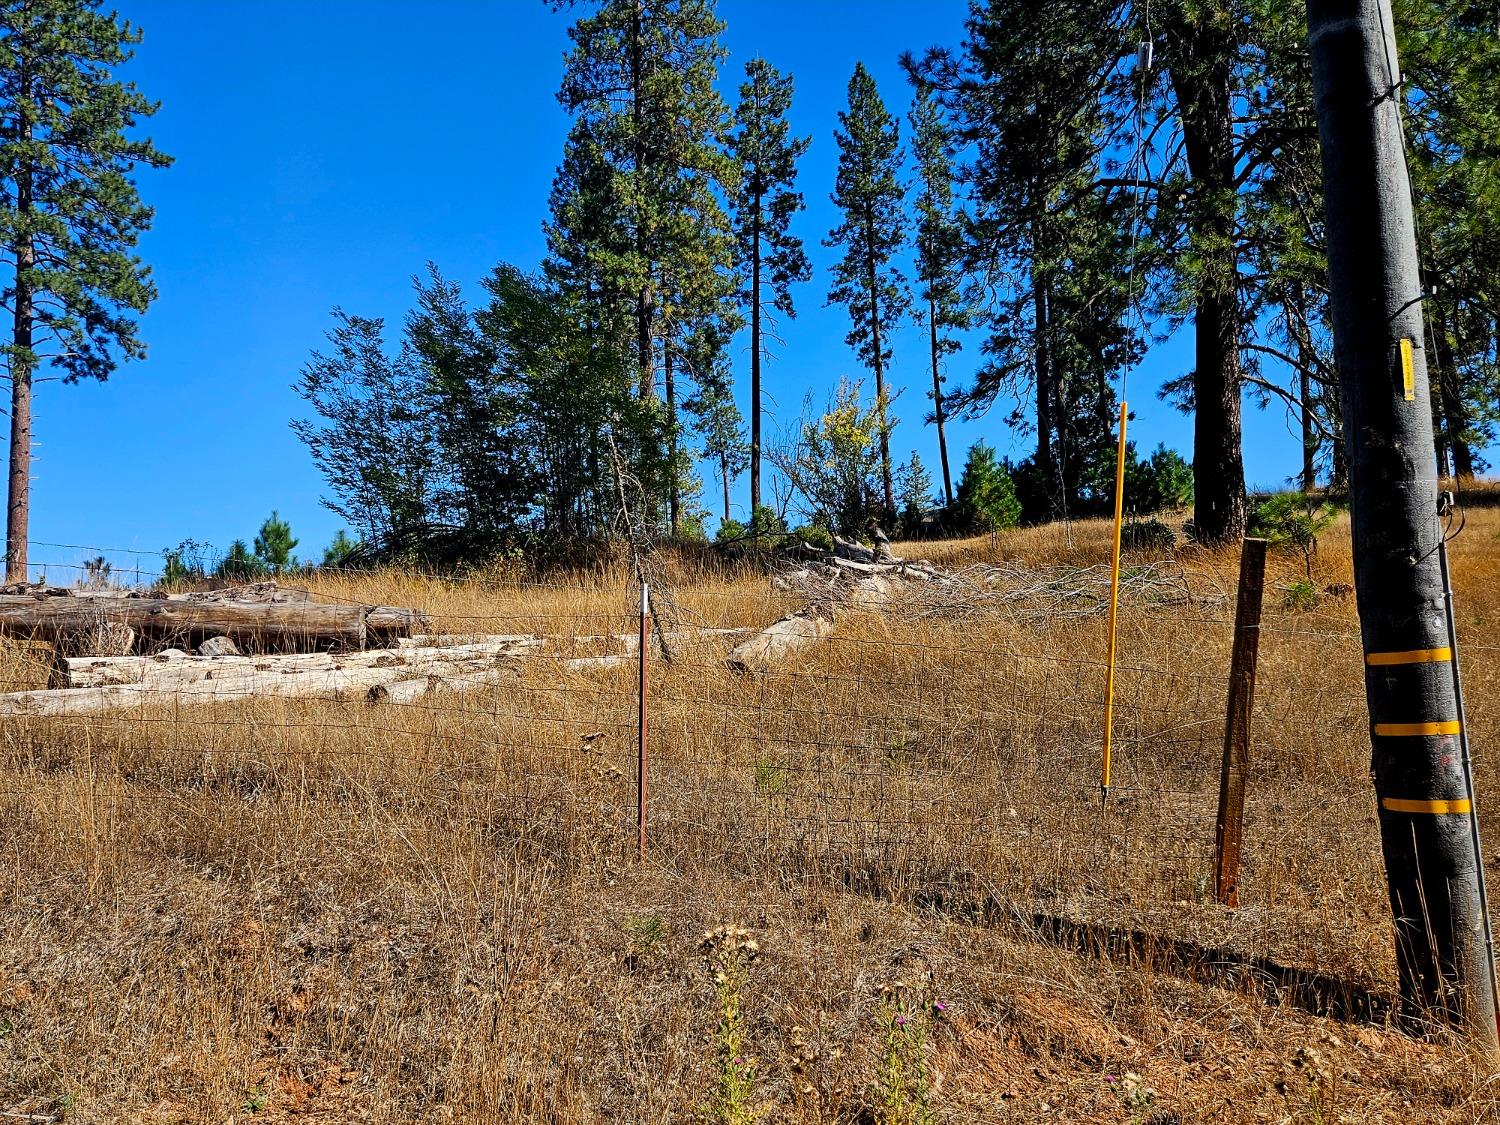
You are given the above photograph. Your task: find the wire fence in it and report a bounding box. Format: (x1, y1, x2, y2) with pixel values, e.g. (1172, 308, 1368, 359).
(5, 535, 1487, 989)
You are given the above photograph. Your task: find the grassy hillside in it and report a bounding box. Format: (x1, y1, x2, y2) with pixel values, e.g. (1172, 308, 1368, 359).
(3, 499, 1500, 1122)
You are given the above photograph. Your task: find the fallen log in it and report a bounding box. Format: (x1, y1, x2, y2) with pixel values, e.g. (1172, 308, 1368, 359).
(726, 607, 834, 673)
(64, 638, 544, 689)
(397, 633, 539, 648)
(0, 595, 370, 651)
(371, 665, 520, 704)
(832, 537, 879, 563)
(366, 606, 431, 639)
(0, 654, 518, 717)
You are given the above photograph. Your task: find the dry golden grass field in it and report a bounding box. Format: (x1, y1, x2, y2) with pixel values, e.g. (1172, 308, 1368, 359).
(6, 496, 1500, 1122)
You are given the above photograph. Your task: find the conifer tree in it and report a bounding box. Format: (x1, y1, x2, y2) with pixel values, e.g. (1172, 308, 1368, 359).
(552, 0, 738, 533)
(681, 322, 747, 522)
(253, 512, 298, 574)
(908, 83, 966, 508)
(826, 62, 908, 519)
(0, 0, 171, 579)
(728, 57, 810, 512)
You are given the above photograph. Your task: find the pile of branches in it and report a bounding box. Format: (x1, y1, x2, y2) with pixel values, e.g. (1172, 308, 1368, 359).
(772, 554, 1221, 623)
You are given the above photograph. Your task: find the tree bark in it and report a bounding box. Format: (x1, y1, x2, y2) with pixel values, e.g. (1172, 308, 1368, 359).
(0, 595, 401, 651)
(928, 294, 954, 508)
(1432, 303, 1475, 479)
(1165, 20, 1247, 544)
(631, 0, 654, 401)
(1032, 224, 1057, 516)
(7, 60, 33, 584)
(750, 190, 763, 512)
(865, 207, 895, 518)
(665, 335, 679, 534)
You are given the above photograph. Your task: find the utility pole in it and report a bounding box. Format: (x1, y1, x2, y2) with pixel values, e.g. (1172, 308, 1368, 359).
(1308, 0, 1498, 1046)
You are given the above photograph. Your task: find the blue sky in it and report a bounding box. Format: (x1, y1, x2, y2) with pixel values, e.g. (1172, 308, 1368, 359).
(29, 0, 1328, 582)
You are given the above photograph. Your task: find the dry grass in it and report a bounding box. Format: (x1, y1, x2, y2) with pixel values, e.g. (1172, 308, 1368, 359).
(4, 500, 1500, 1121)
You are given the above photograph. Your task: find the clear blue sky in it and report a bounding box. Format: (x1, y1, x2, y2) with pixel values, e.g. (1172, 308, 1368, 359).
(29, 0, 1334, 581)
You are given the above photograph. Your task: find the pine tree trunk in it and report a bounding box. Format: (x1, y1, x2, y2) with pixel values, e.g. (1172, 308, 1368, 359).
(1294, 287, 1318, 491)
(1300, 360, 1318, 491)
(928, 295, 954, 508)
(750, 198, 763, 513)
(1167, 26, 1247, 544)
(721, 451, 731, 522)
(7, 89, 33, 584)
(630, 0, 653, 401)
(1432, 305, 1474, 479)
(865, 209, 894, 518)
(1033, 255, 1055, 513)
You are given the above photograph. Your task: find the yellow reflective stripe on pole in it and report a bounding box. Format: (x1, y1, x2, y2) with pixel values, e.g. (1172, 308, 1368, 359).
(1101, 400, 1127, 798)
(1400, 337, 1416, 402)
(1383, 797, 1473, 815)
(1374, 720, 1462, 737)
(1366, 647, 1453, 665)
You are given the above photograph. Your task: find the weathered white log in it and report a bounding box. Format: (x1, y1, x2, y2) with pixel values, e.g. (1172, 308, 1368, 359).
(197, 635, 240, 657)
(726, 607, 835, 673)
(832, 537, 877, 563)
(397, 633, 539, 648)
(370, 665, 521, 704)
(847, 575, 896, 608)
(0, 654, 517, 717)
(63, 638, 544, 689)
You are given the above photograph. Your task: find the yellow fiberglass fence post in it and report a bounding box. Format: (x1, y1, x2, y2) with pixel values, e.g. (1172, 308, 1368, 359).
(1101, 400, 1127, 804)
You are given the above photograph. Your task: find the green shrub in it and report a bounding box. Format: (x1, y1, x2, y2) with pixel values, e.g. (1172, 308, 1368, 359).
(747, 505, 786, 540)
(1249, 492, 1341, 579)
(790, 525, 833, 552)
(1121, 518, 1176, 554)
(1128, 444, 1194, 513)
(956, 442, 1022, 532)
(716, 518, 747, 544)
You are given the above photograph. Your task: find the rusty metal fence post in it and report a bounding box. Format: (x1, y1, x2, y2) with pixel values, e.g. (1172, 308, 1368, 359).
(637, 580, 650, 862)
(1214, 537, 1267, 907)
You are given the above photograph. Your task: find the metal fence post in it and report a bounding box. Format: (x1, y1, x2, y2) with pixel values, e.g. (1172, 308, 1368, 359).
(637, 580, 650, 862)
(1214, 537, 1267, 907)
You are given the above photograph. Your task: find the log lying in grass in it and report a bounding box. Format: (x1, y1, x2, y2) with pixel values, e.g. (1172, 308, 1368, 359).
(0, 593, 431, 652)
(726, 606, 835, 673)
(63, 638, 544, 689)
(8, 643, 542, 716)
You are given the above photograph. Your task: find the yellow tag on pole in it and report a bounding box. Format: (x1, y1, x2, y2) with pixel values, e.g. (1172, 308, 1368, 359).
(1400, 337, 1415, 401)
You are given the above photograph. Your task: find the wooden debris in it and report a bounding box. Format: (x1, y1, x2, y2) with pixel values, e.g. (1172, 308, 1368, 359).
(63, 638, 544, 690)
(726, 606, 835, 673)
(197, 635, 240, 657)
(0, 591, 431, 653)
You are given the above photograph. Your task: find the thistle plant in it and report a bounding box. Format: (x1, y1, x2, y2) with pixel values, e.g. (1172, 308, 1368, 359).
(874, 979, 941, 1125)
(700, 925, 763, 1125)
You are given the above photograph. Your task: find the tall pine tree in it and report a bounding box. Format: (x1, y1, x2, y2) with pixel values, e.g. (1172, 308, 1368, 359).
(909, 3, 1136, 520)
(908, 83, 966, 508)
(553, 0, 737, 533)
(0, 0, 170, 579)
(728, 57, 810, 512)
(826, 62, 907, 519)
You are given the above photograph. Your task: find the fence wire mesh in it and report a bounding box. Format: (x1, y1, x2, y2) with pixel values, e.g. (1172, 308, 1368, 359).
(8, 534, 1498, 993)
